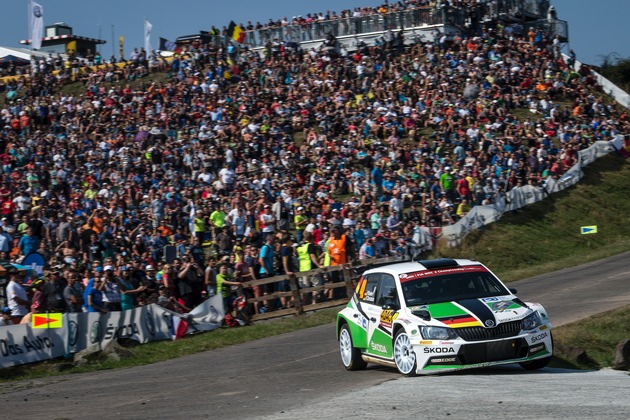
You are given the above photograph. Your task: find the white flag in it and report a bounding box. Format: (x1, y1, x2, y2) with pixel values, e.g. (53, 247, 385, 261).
(144, 19, 153, 53)
(189, 201, 195, 235)
(28, 0, 44, 50)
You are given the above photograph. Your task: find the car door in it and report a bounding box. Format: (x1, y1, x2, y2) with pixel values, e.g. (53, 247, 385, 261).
(365, 274, 399, 359)
(358, 273, 384, 356)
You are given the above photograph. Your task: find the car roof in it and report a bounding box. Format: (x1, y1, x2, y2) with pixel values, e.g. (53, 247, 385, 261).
(362, 258, 485, 278)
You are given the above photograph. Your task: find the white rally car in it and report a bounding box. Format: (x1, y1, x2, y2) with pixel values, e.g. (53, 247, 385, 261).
(337, 258, 553, 376)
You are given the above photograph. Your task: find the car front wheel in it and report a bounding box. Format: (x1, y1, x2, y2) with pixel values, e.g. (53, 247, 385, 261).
(339, 324, 367, 371)
(520, 333, 553, 370)
(393, 329, 417, 377)
(519, 355, 552, 370)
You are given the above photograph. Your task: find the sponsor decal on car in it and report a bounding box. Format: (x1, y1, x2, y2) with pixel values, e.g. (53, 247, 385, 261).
(423, 347, 455, 354)
(400, 266, 488, 283)
(428, 356, 459, 365)
(371, 342, 387, 353)
(419, 340, 433, 345)
(379, 309, 397, 328)
(426, 302, 484, 328)
(530, 332, 548, 343)
(528, 344, 545, 355)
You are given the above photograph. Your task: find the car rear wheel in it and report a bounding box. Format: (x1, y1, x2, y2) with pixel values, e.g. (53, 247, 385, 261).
(393, 329, 417, 377)
(339, 324, 367, 371)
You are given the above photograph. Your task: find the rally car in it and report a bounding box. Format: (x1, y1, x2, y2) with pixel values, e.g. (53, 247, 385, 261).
(337, 258, 553, 376)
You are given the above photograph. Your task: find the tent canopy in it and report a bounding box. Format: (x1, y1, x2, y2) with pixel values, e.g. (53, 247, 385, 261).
(0, 55, 29, 67)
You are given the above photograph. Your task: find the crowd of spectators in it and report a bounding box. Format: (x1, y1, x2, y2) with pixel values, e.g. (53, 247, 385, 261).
(1, 1, 628, 324)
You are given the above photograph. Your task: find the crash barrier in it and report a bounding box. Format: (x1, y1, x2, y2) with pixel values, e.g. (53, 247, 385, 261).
(0, 295, 225, 369)
(440, 140, 616, 247)
(241, 256, 405, 322)
(565, 55, 630, 110)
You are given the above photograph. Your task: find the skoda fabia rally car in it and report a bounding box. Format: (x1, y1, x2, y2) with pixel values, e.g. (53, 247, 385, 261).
(337, 259, 553, 376)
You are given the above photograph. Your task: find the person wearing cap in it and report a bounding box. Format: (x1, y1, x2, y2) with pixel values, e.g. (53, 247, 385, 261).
(29, 277, 47, 313)
(440, 166, 456, 201)
(1, 306, 13, 326)
(294, 206, 308, 243)
(101, 265, 122, 311)
(259, 204, 275, 242)
(6, 267, 29, 323)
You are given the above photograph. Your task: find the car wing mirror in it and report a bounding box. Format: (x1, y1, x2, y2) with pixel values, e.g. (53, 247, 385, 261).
(412, 309, 431, 321)
(509, 288, 518, 295)
(382, 302, 400, 311)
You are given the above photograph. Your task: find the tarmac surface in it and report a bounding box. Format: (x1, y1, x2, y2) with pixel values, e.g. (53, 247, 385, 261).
(2, 252, 630, 419)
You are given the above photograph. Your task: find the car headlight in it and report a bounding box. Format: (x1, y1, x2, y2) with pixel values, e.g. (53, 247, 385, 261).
(521, 311, 543, 331)
(420, 326, 459, 340)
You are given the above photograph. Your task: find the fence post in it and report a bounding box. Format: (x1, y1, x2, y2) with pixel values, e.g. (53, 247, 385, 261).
(288, 273, 303, 314)
(342, 264, 355, 298)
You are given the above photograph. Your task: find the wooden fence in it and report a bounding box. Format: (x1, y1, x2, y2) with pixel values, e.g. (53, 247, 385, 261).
(241, 256, 405, 321)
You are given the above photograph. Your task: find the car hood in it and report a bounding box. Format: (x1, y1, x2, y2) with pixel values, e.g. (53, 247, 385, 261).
(407, 296, 531, 328)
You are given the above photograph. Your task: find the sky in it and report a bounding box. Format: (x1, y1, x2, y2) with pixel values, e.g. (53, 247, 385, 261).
(1, 0, 629, 66)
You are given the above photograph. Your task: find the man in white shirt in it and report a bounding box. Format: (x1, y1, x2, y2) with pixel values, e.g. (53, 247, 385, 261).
(0, 225, 12, 253)
(6, 268, 29, 323)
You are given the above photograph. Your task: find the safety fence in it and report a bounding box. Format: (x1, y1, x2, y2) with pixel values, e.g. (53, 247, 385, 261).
(439, 140, 616, 247)
(242, 256, 405, 322)
(0, 294, 224, 368)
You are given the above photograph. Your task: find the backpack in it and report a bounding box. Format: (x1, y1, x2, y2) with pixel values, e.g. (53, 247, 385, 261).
(224, 313, 239, 327)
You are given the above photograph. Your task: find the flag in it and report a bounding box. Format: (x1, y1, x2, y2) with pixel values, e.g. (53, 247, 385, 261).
(227, 21, 245, 44)
(32, 313, 63, 329)
(189, 201, 195, 234)
(119, 35, 125, 60)
(66, 40, 76, 54)
(611, 134, 629, 159)
(144, 19, 153, 52)
(28, 0, 44, 50)
(159, 37, 178, 52)
(171, 315, 189, 340)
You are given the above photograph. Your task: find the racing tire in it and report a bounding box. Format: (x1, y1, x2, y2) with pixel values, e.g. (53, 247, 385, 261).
(339, 324, 367, 371)
(519, 355, 552, 370)
(393, 329, 417, 377)
(520, 333, 553, 371)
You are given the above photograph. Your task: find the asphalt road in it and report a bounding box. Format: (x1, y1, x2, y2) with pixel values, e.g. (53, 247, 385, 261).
(2, 252, 630, 419)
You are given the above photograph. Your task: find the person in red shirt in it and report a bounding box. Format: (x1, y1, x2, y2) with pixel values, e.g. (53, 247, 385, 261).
(1, 198, 16, 225)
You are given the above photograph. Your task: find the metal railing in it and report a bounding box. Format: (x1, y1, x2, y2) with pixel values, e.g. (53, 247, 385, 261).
(241, 8, 445, 49)
(229, 1, 552, 49)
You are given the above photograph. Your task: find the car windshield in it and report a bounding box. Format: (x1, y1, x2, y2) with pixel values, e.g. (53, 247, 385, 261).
(400, 268, 510, 306)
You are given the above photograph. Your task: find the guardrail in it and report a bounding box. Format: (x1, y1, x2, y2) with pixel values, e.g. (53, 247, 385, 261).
(241, 256, 405, 322)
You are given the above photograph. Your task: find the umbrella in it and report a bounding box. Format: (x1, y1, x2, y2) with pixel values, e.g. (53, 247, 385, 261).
(0, 55, 30, 68)
(135, 131, 148, 142)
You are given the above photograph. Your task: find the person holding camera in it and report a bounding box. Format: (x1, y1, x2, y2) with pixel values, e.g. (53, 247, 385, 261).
(177, 255, 204, 309)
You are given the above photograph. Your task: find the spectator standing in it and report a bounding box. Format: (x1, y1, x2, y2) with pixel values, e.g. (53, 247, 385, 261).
(101, 266, 122, 311)
(296, 231, 323, 303)
(63, 270, 84, 313)
(18, 227, 40, 256)
(6, 268, 29, 323)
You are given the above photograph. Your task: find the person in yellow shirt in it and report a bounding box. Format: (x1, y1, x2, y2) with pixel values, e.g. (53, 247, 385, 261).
(294, 206, 308, 243)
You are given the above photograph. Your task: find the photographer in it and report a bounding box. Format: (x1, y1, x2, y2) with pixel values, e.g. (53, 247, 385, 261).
(177, 254, 204, 309)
